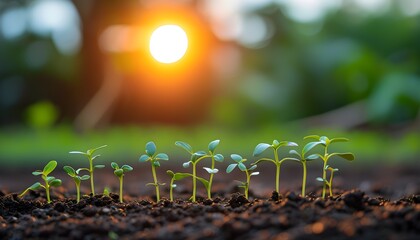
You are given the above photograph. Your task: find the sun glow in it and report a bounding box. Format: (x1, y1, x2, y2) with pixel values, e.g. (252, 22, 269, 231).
(149, 25, 188, 64)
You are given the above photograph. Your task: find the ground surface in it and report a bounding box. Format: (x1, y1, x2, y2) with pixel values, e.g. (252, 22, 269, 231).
(0, 164, 419, 239)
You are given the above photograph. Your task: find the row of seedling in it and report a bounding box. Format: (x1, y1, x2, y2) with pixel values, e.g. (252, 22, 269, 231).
(19, 135, 354, 203)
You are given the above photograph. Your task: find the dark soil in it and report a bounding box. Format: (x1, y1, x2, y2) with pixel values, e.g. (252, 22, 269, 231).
(0, 164, 419, 240)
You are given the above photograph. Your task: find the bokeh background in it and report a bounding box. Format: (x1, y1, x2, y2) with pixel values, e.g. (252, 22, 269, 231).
(0, 0, 419, 169)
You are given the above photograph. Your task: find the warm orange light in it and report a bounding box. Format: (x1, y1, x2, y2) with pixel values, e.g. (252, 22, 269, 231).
(149, 25, 188, 64)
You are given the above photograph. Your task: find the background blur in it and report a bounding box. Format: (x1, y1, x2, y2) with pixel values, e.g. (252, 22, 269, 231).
(0, 0, 419, 167)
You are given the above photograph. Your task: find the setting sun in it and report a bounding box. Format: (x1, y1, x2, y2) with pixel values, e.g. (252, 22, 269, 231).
(149, 25, 188, 64)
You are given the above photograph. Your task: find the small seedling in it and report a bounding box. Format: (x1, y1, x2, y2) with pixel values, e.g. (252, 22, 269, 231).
(316, 165, 339, 197)
(139, 141, 168, 202)
(202, 140, 224, 199)
(304, 135, 355, 198)
(176, 141, 210, 202)
(69, 145, 107, 195)
(226, 154, 259, 199)
(103, 187, 111, 197)
(288, 140, 321, 197)
(166, 170, 209, 202)
(111, 162, 133, 203)
(253, 140, 298, 193)
(19, 160, 62, 203)
(63, 166, 90, 203)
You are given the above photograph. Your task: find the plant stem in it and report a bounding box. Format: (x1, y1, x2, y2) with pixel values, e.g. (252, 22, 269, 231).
(89, 158, 95, 195)
(274, 148, 280, 193)
(245, 170, 251, 199)
(76, 183, 80, 203)
(321, 147, 328, 198)
(207, 156, 215, 199)
(44, 176, 51, 203)
(119, 176, 123, 203)
(301, 161, 307, 197)
(169, 178, 174, 201)
(151, 163, 160, 202)
(192, 162, 197, 202)
(329, 170, 334, 197)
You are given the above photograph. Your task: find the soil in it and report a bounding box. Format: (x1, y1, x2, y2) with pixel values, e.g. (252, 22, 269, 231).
(0, 164, 419, 240)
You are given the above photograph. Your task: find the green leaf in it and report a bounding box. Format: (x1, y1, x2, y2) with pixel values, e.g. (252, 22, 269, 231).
(302, 141, 323, 155)
(214, 154, 224, 162)
(80, 175, 90, 181)
(319, 136, 329, 145)
(32, 171, 43, 176)
(238, 162, 246, 171)
(46, 176, 55, 182)
(278, 141, 298, 147)
(330, 152, 355, 161)
(330, 138, 349, 143)
(87, 145, 107, 156)
(49, 179, 62, 187)
(248, 165, 257, 171)
(63, 166, 75, 176)
(195, 176, 210, 191)
(121, 165, 133, 172)
(174, 172, 193, 181)
(111, 162, 119, 169)
(208, 140, 220, 153)
(76, 168, 89, 174)
(155, 153, 169, 161)
(230, 154, 243, 163)
(94, 165, 105, 169)
(226, 164, 237, 173)
(182, 162, 191, 168)
(250, 172, 260, 176)
(306, 154, 319, 161)
(316, 177, 325, 183)
(114, 169, 124, 177)
(253, 143, 271, 156)
(153, 161, 161, 167)
(28, 182, 43, 190)
(145, 141, 156, 156)
(203, 167, 219, 174)
(191, 151, 206, 162)
(139, 154, 149, 162)
(166, 170, 175, 177)
(175, 141, 193, 154)
(272, 140, 280, 147)
(289, 150, 301, 158)
(43, 160, 57, 176)
(304, 135, 320, 140)
(91, 155, 101, 161)
(73, 177, 81, 185)
(69, 151, 87, 155)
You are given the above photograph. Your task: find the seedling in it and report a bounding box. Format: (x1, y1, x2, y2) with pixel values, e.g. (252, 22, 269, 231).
(19, 160, 62, 203)
(166, 170, 209, 202)
(202, 140, 224, 199)
(288, 140, 321, 197)
(69, 145, 107, 195)
(139, 141, 168, 202)
(316, 165, 339, 197)
(111, 162, 133, 203)
(226, 154, 259, 199)
(175, 141, 211, 202)
(304, 135, 355, 198)
(253, 140, 298, 193)
(63, 166, 90, 203)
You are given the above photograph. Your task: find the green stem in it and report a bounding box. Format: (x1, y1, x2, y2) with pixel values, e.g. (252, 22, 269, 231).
(119, 176, 123, 203)
(245, 170, 250, 199)
(76, 183, 81, 203)
(301, 161, 307, 197)
(169, 178, 174, 201)
(274, 148, 280, 193)
(151, 163, 160, 202)
(192, 162, 197, 202)
(207, 156, 215, 199)
(329, 170, 334, 197)
(322, 147, 328, 198)
(44, 177, 51, 203)
(89, 158, 95, 195)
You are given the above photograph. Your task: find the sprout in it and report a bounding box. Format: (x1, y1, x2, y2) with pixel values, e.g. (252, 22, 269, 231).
(139, 141, 168, 202)
(203, 140, 224, 199)
(111, 162, 133, 203)
(304, 135, 355, 198)
(69, 145, 107, 195)
(166, 170, 209, 202)
(253, 140, 298, 194)
(63, 166, 90, 203)
(316, 166, 339, 197)
(175, 141, 211, 202)
(19, 160, 62, 203)
(226, 154, 259, 199)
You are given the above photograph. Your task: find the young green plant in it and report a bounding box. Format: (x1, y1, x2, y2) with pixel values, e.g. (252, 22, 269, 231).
(166, 170, 210, 202)
(253, 140, 298, 193)
(19, 160, 62, 203)
(304, 135, 355, 198)
(63, 166, 90, 203)
(139, 141, 168, 202)
(288, 141, 321, 197)
(69, 145, 107, 195)
(226, 154, 259, 199)
(316, 166, 339, 197)
(203, 140, 224, 199)
(175, 141, 210, 202)
(111, 162, 133, 203)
